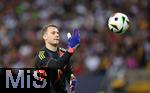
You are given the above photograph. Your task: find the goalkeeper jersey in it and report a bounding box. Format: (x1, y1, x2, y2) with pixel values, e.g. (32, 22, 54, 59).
(35, 47, 73, 93)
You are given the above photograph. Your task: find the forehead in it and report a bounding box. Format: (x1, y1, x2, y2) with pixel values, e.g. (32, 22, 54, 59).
(47, 26, 59, 32)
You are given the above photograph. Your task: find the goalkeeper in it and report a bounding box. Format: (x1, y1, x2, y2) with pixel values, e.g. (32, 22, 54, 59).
(34, 24, 80, 93)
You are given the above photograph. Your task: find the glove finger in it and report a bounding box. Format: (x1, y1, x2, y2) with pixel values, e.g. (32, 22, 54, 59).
(67, 32, 72, 39)
(73, 28, 79, 37)
(76, 29, 80, 41)
(72, 80, 77, 85)
(70, 86, 75, 92)
(76, 29, 80, 37)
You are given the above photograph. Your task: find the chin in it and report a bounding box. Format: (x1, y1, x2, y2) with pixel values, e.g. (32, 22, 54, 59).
(53, 42, 59, 46)
(55, 41, 59, 44)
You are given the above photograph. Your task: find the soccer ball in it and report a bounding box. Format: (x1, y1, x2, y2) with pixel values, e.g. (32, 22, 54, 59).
(108, 12, 129, 34)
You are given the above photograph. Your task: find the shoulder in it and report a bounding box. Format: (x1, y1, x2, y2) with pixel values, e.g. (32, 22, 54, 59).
(36, 48, 47, 60)
(34, 48, 49, 68)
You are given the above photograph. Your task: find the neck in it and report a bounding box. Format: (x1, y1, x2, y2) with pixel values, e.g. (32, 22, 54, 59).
(45, 42, 58, 52)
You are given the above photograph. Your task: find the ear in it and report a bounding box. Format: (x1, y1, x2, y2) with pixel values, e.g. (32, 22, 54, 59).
(43, 34, 47, 40)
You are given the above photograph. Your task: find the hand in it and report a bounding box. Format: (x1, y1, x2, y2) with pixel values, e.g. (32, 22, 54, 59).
(68, 28, 80, 48)
(70, 75, 77, 92)
(67, 28, 80, 53)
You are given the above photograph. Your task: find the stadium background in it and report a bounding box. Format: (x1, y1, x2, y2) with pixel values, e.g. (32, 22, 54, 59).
(0, 0, 149, 93)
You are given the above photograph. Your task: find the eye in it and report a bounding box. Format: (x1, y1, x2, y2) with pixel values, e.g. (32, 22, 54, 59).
(51, 31, 55, 35)
(115, 17, 118, 21)
(56, 32, 59, 35)
(51, 31, 59, 35)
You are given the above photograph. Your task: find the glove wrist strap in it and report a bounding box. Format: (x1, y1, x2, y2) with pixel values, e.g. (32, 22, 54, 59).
(68, 48, 74, 54)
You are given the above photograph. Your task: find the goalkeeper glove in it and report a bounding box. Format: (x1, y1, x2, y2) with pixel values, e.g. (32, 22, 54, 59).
(70, 74, 77, 92)
(67, 28, 80, 54)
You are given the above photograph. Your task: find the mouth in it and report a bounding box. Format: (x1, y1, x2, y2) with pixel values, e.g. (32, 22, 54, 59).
(54, 39, 59, 41)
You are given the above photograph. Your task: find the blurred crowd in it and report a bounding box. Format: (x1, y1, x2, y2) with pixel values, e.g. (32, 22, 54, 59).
(0, 0, 149, 92)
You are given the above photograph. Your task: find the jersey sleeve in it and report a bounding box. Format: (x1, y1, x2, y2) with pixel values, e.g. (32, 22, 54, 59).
(34, 50, 72, 69)
(63, 64, 76, 83)
(59, 47, 75, 82)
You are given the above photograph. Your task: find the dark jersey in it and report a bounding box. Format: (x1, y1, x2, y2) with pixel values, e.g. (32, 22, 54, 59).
(35, 47, 73, 93)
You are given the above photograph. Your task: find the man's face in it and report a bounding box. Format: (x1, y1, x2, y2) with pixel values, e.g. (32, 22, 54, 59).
(43, 26, 60, 46)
